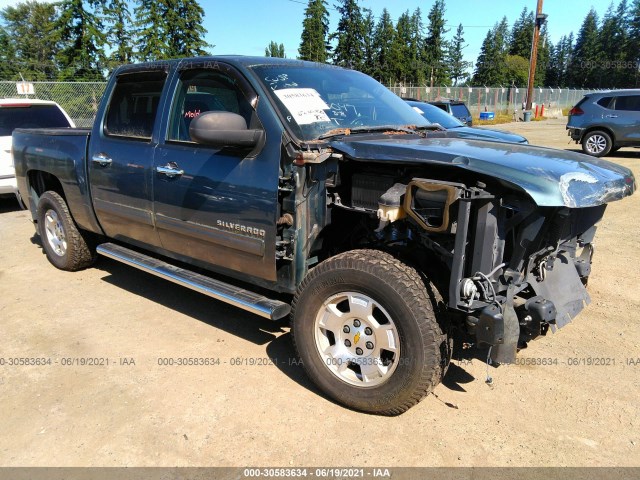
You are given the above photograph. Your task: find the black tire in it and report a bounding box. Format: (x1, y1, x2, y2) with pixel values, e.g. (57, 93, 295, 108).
(582, 130, 612, 157)
(291, 249, 450, 415)
(36, 191, 95, 271)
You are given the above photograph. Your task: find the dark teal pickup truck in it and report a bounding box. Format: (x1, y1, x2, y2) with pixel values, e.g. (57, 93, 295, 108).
(13, 57, 636, 415)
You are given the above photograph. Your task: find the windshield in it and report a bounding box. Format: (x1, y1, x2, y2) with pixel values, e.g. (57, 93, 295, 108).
(405, 101, 464, 129)
(249, 65, 430, 141)
(0, 105, 70, 136)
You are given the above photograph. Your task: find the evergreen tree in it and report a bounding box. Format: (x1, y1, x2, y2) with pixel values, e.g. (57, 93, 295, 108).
(568, 8, 600, 87)
(331, 0, 365, 70)
(163, 0, 209, 58)
(473, 17, 509, 86)
(408, 8, 424, 84)
(392, 11, 412, 83)
(423, 0, 449, 86)
(510, 7, 534, 58)
(298, 0, 331, 62)
(546, 34, 573, 87)
(265, 41, 286, 58)
(535, 25, 550, 87)
(134, 0, 166, 61)
(623, 0, 640, 86)
(54, 0, 106, 80)
(448, 24, 471, 86)
(1, 1, 59, 80)
(0, 25, 18, 80)
(103, 0, 134, 66)
(597, 1, 628, 87)
(372, 8, 396, 83)
(361, 8, 375, 75)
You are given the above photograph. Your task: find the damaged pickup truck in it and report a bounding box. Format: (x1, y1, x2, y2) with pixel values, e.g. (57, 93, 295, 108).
(13, 57, 635, 415)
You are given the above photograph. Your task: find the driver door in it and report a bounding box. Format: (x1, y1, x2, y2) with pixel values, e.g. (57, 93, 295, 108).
(152, 64, 280, 282)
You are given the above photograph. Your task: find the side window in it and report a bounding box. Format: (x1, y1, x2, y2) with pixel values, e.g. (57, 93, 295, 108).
(168, 69, 254, 142)
(614, 95, 640, 112)
(596, 96, 613, 109)
(104, 71, 167, 140)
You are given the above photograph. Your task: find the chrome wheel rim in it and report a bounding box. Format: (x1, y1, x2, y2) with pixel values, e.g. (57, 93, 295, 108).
(314, 292, 400, 387)
(44, 209, 67, 256)
(586, 135, 607, 154)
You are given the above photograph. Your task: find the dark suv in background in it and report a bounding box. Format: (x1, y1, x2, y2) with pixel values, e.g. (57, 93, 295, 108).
(428, 99, 473, 126)
(567, 89, 640, 157)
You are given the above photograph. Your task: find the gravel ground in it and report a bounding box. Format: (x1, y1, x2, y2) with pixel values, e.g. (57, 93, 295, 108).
(0, 117, 638, 467)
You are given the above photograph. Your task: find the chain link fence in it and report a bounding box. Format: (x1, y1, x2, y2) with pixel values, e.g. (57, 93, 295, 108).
(0, 81, 107, 127)
(387, 85, 596, 119)
(0, 80, 598, 125)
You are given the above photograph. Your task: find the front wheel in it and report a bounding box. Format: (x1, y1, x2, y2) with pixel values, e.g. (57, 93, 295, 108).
(582, 130, 612, 157)
(36, 191, 95, 271)
(291, 250, 450, 415)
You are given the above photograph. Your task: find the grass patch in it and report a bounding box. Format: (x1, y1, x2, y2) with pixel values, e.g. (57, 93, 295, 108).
(475, 113, 515, 125)
(562, 107, 571, 116)
(532, 116, 548, 122)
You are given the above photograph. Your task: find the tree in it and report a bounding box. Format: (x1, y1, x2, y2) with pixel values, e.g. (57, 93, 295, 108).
(299, 0, 331, 62)
(54, 0, 106, 80)
(361, 8, 375, 76)
(568, 8, 600, 87)
(134, 0, 166, 61)
(408, 8, 424, 84)
(0, 25, 18, 80)
(535, 25, 551, 87)
(448, 24, 471, 86)
(546, 34, 573, 87)
(473, 17, 509, 86)
(134, 0, 209, 61)
(510, 7, 534, 58)
(629, 0, 640, 86)
(331, 0, 365, 70)
(505, 54, 529, 86)
(423, 0, 449, 86)
(163, 0, 209, 58)
(372, 8, 396, 83)
(1, 1, 59, 80)
(265, 41, 285, 58)
(103, 0, 134, 67)
(392, 11, 412, 83)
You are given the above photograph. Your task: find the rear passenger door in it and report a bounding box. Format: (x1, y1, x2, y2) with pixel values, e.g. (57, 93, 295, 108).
(89, 69, 168, 247)
(611, 95, 640, 145)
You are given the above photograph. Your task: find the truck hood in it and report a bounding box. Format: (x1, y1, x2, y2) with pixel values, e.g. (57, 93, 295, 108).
(329, 136, 636, 207)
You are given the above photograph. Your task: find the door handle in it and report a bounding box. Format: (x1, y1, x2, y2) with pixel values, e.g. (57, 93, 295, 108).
(91, 153, 113, 167)
(156, 163, 184, 179)
(606, 115, 619, 118)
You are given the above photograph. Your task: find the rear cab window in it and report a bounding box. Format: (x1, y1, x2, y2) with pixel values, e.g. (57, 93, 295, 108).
(104, 71, 167, 140)
(0, 104, 71, 136)
(451, 104, 470, 118)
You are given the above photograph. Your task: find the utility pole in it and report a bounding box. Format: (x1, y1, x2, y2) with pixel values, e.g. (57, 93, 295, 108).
(525, 0, 547, 110)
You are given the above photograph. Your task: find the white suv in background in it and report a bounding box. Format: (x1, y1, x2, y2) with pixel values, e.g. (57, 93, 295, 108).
(0, 99, 75, 201)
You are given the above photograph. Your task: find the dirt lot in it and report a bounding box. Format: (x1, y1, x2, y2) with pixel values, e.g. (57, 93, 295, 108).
(0, 118, 639, 467)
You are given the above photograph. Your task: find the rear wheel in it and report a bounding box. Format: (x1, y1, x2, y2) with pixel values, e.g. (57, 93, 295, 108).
(291, 249, 450, 415)
(582, 130, 612, 157)
(37, 191, 95, 271)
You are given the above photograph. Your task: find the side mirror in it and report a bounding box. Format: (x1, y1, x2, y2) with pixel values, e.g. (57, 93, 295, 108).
(189, 111, 264, 148)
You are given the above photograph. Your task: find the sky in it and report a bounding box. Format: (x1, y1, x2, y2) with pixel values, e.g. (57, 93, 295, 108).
(206, 0, 614, 67)
(0, 0, 617, 73)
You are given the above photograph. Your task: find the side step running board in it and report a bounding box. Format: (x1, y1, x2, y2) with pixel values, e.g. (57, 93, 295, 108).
(96, 243, 290, 320)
